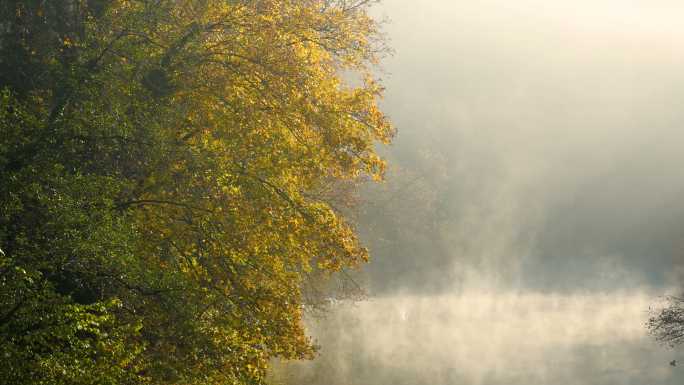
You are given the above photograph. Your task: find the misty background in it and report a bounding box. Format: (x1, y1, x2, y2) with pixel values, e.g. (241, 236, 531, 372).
(276, 1, 684, 384)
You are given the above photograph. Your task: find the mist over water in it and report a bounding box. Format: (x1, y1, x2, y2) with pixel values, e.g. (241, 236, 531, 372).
(283, 292, 674, 385)
(278, 1, 684, 383)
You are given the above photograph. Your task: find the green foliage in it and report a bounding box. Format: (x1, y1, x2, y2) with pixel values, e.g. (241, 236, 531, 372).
(0, 1, 391, 384)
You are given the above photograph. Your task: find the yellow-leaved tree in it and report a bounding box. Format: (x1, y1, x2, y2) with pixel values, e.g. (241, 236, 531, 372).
(0, 0, 392, 384)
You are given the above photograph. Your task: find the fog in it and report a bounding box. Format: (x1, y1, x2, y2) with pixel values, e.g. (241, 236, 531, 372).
(280, 292, 675, 385)
(275, 1, 684, 383)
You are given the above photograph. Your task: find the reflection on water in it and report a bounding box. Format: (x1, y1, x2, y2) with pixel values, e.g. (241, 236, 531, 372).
(275, 291, 681, 385)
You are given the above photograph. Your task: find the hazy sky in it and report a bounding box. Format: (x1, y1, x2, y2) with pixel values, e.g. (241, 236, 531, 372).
(278, 1, 684, 384)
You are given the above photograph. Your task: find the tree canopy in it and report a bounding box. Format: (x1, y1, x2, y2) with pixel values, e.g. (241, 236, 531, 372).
(0, 1, 392, 383)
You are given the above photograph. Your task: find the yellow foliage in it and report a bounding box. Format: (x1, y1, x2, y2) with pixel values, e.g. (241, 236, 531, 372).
(1, 1, 392, 384)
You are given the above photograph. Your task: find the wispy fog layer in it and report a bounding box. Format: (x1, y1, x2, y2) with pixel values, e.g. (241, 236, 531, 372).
(276, 1, 684, 384)
(279, 292, 676, 385)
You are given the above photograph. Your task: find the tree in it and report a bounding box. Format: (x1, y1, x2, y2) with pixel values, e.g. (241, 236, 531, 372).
(0, 1, 392, 384)
(648, 295, 684, 347)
